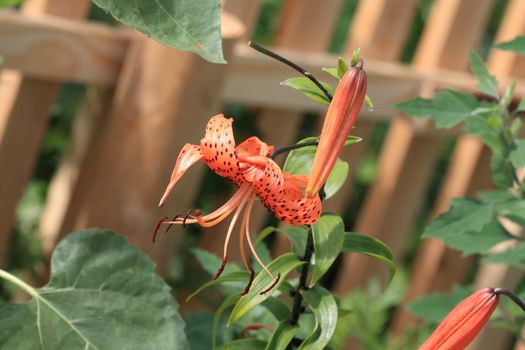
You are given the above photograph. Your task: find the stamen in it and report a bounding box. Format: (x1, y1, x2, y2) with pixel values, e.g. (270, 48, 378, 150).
(260, 273, 281, 295)
(152, 216, 168, 243)
(164, 214, 181, 234)
(240, 269, 255, 296)
(182, 209, 193, 228)
(244, 194, 273, 277)
(212, 256, 228, 280)
(222, 190, 252, 259)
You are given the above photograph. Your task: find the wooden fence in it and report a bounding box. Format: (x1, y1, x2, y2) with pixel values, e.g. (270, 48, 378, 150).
(1, 0, 525, 348)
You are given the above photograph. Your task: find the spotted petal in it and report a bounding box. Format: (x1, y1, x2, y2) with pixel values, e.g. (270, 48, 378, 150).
(159, 143, 203, 207)
(200, 114, 245, 186)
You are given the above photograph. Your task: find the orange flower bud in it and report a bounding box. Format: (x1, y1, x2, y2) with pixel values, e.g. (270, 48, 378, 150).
(419, 288, 499, 350)
(305, 64, 367, 198)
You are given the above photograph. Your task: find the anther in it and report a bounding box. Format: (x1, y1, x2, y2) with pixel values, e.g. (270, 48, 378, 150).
(182, 209, 193, 228)
(152, 216, 168, 243)
(240, 269, 255, 296)
(212, 256, 228, 280)
(164, 214, 181, 234)
(259, 273, 281, 295)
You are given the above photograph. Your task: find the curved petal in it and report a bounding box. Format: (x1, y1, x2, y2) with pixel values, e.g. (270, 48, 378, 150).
(237, 137, 275, 182)
(200, 114, 245, 186)
(159, 143, 202, 207)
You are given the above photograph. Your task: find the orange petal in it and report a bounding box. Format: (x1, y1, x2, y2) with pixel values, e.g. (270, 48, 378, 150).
(200, 114, 245, 186)
(419, 288, 499, 350)
(159, 143, 203, 207)
(305, 66, 367, 198)
(237, 136, 275, 182)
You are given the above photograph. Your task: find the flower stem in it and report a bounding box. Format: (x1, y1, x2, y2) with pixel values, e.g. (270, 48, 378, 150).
(0, 269, 38, 298)
(290, 225, 314, 325)
(270, 140, 319, 159)
(494, 288, 525, 312)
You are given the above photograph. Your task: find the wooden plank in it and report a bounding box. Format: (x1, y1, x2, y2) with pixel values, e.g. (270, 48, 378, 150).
(333, 0, 497, 295)
(50, 13, 244, 275)
(0, 0, 92, 266)
(0, 11, 130, 85)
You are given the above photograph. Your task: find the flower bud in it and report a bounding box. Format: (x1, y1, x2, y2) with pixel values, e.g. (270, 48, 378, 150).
(419, 288, 499, 350)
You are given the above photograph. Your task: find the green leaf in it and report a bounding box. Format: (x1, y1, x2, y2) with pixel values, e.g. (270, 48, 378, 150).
(322, 67, 340, 80)
(494, 36, 525, 54)
(407, 285, 474, 323)
(261, 297, 291, 320)
(510, 139, 525, 168)
(423, 198, 511, 254)
(255, 226, 308, 257)
(186, 271, 249, 301)
(469, 51, 499, 98)
(216, 339, 267, 350)
(344, 135, 363, 146)
(350, 48, 361, 66)
(491, 153, 515, 188)
(394, 90, 480, 128)
(281, 77, 335, 106)
(495, 199, 525, 226)
(510, 118, 522, 137)
(186, 312, 219, 350)
(0, 0, 25, 6)
(337, 57, 349, 78)
(192, 248, 240, 276)
(342, 232, 396, 286)
(464, 116, 504, 155)
(265, 321, 298, 350)
(298, 286, 338, 350)
(310, 214, 345, 286)
(213, 294, 239, 349)
(229, 253, 304, 324)
(91, 0, 225, 63)
(364, 94, 374, 111)
(0, 229, 188, 349)
(484, 244, 525, 268)
(283, 137, 349, 199)
(478, 190, 518, 205)
(252, 241, 273, 274)
(517, 98, 525, 112)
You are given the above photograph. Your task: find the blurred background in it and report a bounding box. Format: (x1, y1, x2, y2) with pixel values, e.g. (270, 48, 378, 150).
(1, 0, 524, 348)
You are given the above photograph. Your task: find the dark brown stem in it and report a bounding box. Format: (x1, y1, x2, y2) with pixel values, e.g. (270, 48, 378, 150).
(290, 226, 314, 325)
(269, 140, 319, 159)
(494, 288, 525, 312)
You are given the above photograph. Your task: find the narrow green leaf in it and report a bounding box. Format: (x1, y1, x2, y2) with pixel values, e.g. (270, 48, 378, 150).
(187, 271, 248, 301)
(281, 77, 335, 106)
(310, 214, 345, 286)
(91, 0, 224, 63)
(517, 98, 525, 112)
(298, 286, 338, 350)
(342, 232, 396, 286)
(252, 241, 272, 274)
(261, 297, 291, 320)
(510, 118, 522, 138)
(394, 90, 480, 128)
(0, 0, 25, 6)
(192, 248, 240, 276)
(337, 57, 349, 78)
(469, 51, 499, 98)
(494, 36, 525, 54)
(407, 286, 474, 323)
(283, 137, 349, 199)
(500, 80, 516, 108)
(322, 67, 340, 80)
(216, 339, 267, 350)
(484, 244, 525, 268)
(265, 321, 298, 350)
(213, 295, 240, 349)
(510, 139, 525, 168)
(364, 94, 374, 111)
(0, 229, 188, 349)
(229, 253, 304, 324)
(344, 135, 363, 146)
(350, 48, 361, 66)
(255, 226, 308, 257)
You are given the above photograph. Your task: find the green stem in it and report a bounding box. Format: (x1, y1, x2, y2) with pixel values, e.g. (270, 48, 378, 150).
(0, 269, 38, 298)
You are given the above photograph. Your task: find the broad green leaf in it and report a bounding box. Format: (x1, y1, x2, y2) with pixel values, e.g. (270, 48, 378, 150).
(394, 90, 480, 128)
(494, 36, 525, 54)
(495, 199, 525, 226)
(256, 226, 308, 256)
(216, 339, 267, 350)
(261, 297, 291, 320)
(342, 232, 396, 286)
(469, 51, 499, 98)
(310, 214, 345, 286)
(265, 321, 298, 350)
(229, 253, 304, 324)
(192, 248, 240, 276)
(0, 229, 188, 349)
(423, 198, 511, 254)
(510, 139, 525, 168)
(283, 137, 349, 199)
(281, 77, 335, 106)
(491, 153, 515, 188)
(407, 285, 474, 323)
(464, 116, 504, 155)
(91, 0, 224, 63)
(484, 244, 525, 268)
(298, 286, 338, 350)
(186, 271, 249, 301)
(213, 294, 239, 349)
(478, 190, 518, 205)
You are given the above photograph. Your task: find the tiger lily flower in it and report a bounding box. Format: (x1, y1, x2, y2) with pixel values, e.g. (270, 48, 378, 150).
(305, 62, 367, 198)
(419, 288, 499, 350)
(156, 114, 322, 294)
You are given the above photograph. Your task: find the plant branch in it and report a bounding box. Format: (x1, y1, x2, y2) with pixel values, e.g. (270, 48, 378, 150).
(0, 269, 38, 298)
(290, 226, 314, 326)
(248, 41, 333, 102)
(494, 288, 525, 312)
(269, 140, 319, 159)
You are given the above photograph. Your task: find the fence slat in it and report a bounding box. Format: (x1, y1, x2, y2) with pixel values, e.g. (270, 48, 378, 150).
(0, 0, 91, 265)
(334, 0, 497, 295)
